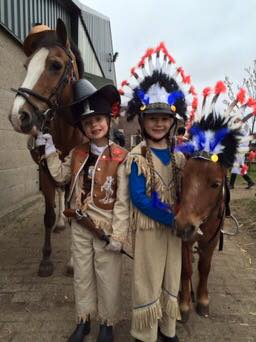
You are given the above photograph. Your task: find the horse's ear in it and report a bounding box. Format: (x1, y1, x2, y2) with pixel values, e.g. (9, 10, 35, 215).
(56, 18, 70, 48)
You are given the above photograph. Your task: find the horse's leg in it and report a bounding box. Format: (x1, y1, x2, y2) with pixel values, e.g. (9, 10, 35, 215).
(179, 242, 193, 323)
(66, 254, 74, 277)
(53, 186, 66, 233)
(196, 236, 219, 317)
(38, 168, 56, 277)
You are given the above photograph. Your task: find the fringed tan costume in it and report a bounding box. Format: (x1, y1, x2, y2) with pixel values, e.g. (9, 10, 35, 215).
(126, 142, 185, 341)
(47, 141, 129, 324)
(119, 42, 196, 341)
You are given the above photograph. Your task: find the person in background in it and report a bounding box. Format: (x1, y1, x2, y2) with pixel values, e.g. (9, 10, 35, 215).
(229, 121, 255, 189)
(112, 128, 126, 147)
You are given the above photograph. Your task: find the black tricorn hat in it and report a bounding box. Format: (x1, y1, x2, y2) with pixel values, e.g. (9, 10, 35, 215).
(71, 79, 121, 124)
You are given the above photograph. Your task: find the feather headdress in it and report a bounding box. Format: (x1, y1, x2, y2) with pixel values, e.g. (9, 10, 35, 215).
(175, 80, 256, 167)
(119, 42, 197, 122)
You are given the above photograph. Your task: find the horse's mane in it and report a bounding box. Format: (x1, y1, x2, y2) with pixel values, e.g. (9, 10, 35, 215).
(176, 111, 241, 168)
(70, 40, 84, 78)
(36, 33, 84, 78)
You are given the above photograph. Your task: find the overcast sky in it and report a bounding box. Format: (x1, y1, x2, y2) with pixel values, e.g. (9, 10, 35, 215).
(80, 0, 256, 93)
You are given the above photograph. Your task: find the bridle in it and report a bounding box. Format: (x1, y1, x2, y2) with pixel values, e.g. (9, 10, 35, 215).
(190, 153, 226, 248)
(11, 44, 77, 128)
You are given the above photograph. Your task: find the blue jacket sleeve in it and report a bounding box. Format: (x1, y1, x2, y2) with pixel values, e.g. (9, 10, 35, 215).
(129, 162, 174, 226)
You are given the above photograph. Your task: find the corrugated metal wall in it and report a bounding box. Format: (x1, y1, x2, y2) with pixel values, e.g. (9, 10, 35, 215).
(78, 17, 103, 78)
(81, 9, 116, 84)
(0, 0, 71, 43)
(0, 0, 117, 84)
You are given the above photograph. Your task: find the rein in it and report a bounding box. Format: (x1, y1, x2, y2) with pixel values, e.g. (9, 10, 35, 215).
(190, 155, 226, 251)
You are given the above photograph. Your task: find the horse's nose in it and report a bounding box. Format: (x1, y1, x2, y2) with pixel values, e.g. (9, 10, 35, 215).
(19, 110, 33, 133)
(176, 224, 196, 241)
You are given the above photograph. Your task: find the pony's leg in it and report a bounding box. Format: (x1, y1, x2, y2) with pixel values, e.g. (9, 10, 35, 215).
(53, 186, 66, 233)
(66, 254, 74, 276)
(179, 242, 193, 323)
(196, 237, 218, 317)
(38, 169, 56, 277)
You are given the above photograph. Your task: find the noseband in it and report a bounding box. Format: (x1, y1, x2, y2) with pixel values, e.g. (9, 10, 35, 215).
(11, 44, 77, 125)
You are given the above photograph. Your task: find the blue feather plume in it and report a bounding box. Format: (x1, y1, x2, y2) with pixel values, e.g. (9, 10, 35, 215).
(168, 91, 184, 105)
(210, 127, 229, 152)
(135, 88, 150, 105)
(152, 191, 170, 210)
(189, 124, 205, 150)
(175, 143, 195, 154)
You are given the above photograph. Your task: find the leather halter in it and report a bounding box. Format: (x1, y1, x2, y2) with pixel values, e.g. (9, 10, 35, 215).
(11, 44, 77, 124)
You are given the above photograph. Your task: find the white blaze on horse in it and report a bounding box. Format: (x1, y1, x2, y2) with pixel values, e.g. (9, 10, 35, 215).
(9, 19, 86, 276)
(175, 81, 256, 321)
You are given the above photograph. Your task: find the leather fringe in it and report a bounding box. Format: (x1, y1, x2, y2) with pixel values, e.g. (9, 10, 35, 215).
(132, 299, 162, 331)
(161, 291, 181, 320)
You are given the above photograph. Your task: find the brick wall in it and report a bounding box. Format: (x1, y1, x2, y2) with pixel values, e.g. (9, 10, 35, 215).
(118, 115, 141, 150)
(0, 28, 39, 217)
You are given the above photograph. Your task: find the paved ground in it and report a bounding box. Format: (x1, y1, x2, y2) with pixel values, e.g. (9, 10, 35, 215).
(0, 185, 256, 342)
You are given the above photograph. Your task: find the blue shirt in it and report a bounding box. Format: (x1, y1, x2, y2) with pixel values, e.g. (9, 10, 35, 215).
(129, 148, 174, 226)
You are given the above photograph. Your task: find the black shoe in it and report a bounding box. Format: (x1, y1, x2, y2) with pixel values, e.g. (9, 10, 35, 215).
(97, 324, 113, 342)
(229, 184, 234, 190)
(159, 329, 179, 342)
(68, 320, 90, 342)
(246, 182, 255, 189)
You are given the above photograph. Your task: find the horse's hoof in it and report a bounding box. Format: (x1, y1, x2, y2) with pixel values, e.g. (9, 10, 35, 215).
(178, 310, 190, 323)
(196, 303, 209, 317)
(38, 260, 54, 277)
(66, 264, 74, 277)
(53, 225, 66, 233)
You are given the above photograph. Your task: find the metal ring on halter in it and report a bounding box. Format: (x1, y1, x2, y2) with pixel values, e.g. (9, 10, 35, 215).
(42, 108, 54, 120)
(221, 214, 240, 236)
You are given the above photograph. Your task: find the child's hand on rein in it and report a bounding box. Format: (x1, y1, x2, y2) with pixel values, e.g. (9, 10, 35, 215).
(35, 132, 56, 156)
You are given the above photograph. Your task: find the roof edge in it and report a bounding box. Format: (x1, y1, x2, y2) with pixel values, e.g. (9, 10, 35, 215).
(71, 0, 110, 21)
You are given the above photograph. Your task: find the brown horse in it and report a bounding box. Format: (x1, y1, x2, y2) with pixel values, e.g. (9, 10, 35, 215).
(175, 156, 227, 321)
(8, 19, 85, 276)
(173, 78, 256, 321)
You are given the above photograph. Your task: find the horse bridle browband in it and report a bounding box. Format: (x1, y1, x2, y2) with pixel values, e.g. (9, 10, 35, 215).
(11, 44, 77, 123)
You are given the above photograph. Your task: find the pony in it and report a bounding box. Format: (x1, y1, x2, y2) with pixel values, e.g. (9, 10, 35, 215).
(175, 81, 256, 321)
(8, 19, 85, 277)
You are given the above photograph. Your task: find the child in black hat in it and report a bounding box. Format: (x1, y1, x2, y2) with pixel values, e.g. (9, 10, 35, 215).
(36, 80, 129, 342)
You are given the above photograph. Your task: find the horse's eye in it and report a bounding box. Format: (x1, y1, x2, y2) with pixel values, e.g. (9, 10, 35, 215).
(23, 64, 27, 70)
(211, 182, 220, 189)
(49, 61, 63, 71)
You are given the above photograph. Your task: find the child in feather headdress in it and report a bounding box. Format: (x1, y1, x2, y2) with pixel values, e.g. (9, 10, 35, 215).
(119, 43, 197, 342)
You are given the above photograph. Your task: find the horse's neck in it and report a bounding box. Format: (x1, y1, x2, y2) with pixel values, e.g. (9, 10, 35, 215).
(51, 112, 86, 158)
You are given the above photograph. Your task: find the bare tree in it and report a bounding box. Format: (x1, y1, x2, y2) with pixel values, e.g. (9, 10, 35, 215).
(225, 60, 256, 133)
